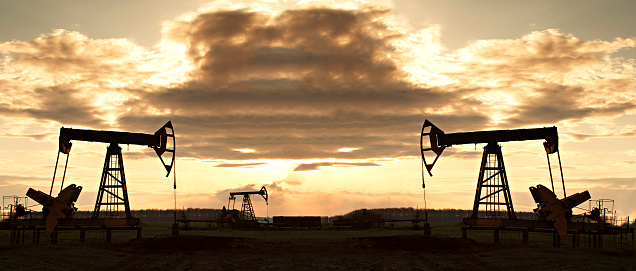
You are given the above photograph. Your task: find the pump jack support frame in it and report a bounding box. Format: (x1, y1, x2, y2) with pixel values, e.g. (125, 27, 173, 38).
(472, 143, 515, 219)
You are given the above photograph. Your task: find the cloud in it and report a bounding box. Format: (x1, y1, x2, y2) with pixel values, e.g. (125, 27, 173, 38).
(0, 132, 56, 141)
(163, 7, 407, 89)
(0, 174, 49, 186)
(0, 30, 148, 128)
(114, 5, 467, 161)
(565, 176, 636, 189)
(209, 182, 273, 208)
(202, 177, 426, 216)
(214, 162, 267, 168)
(566, 129, 636, 141)
(119, 15, 636, 163)
(293, 161, 381, 171)
(2, 29, 153, 85)
(0, 2, 635, 167)
(446, 29, 636, 127)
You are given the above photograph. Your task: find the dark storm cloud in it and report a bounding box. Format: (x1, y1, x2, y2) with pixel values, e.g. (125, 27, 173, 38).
(505, 85, 636, 126)
(145, 83, 451, 114)
(172, 8, 405, 90)
(21, 86, 104, 126)
(0, 85, 104, 127)
(117, 113, 486, 160)
(115, 7, 490, 162)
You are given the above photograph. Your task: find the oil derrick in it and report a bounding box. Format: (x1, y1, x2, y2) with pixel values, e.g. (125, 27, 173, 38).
(240, 195, 256, 220)
(94, 144, 130, 218)
(474, 144, 514, 219)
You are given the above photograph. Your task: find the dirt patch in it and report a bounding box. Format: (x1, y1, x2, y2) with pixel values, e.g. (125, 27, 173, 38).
(123, 235, 246, 252)
(1, 233, 634, 270)
(358, 234, 481, 252)
(122, 234, 479, 254)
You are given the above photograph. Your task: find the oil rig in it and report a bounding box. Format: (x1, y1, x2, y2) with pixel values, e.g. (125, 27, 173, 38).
(1, 121, 175, 243)
(421, 119, 633, 247)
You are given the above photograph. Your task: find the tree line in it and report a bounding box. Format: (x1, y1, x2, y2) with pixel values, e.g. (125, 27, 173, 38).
(337, 207, 538, 222)
(74, 207, 538, 223)
(73, 208, 223, 222)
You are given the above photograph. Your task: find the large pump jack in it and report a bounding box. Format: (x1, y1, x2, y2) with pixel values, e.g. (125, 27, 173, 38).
(420, 119, 590, 238)
(27, 121, 175, 235)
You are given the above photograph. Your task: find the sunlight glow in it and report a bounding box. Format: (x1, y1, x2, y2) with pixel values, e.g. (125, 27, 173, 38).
(394, 26, 459, 87)
(90, 91, 133, 125)
(2, 0, 636, 219)
(234, 148, 256, 153)
(142, 41, 194, 87)
(337, 147, 360, 153)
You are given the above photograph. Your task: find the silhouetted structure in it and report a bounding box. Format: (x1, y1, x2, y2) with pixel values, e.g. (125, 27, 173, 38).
(9, 121, 175, 243)
(420, 119, 631, 246)
(421, 119, 560, 220)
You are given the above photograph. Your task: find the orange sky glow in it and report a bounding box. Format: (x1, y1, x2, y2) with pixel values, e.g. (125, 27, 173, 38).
(1, 0, 635, 219)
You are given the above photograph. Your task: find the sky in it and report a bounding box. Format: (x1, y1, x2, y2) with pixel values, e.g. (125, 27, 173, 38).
(1, 0, 635, 220)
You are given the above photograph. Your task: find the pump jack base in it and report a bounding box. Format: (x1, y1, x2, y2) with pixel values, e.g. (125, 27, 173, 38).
(462, 217, 632, 248)
(5, 217, 139, 228)
(2, 218, 142, 244)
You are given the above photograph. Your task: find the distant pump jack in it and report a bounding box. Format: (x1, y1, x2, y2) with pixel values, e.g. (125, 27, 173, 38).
(220, 186, 268, 223)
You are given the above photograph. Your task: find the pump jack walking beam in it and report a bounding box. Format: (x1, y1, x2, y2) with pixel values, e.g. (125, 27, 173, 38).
(421, 119, 558, 177)
(59, 121, 175, 176)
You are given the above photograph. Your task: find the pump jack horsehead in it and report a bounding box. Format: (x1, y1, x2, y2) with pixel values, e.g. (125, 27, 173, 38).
(27, 121, 175, 236)
(420, 119, 590, 238)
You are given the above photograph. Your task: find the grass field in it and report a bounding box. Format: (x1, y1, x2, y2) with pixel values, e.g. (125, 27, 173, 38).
(1, 221, 634, 270)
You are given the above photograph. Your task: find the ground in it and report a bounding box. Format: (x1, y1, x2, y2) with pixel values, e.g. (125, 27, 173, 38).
(1, 224, 635, 270)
